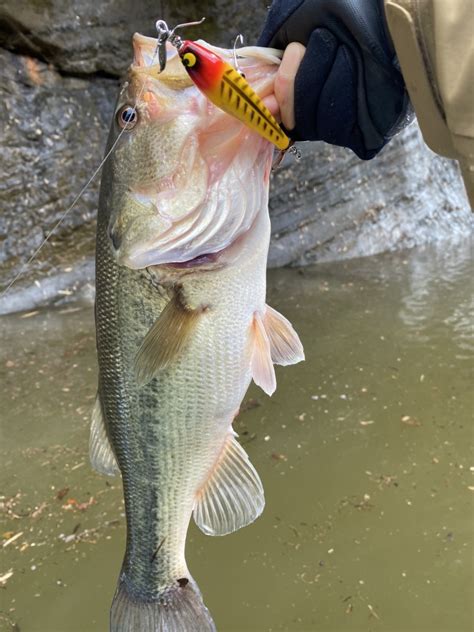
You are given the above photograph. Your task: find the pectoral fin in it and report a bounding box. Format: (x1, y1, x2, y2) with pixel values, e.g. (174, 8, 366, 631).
(249, 306, 304, 395)
(134, 292, 203, 384)
(89, 394, 120, 477)
(263, 305, 305, 365)
(193, 433, 264, 536)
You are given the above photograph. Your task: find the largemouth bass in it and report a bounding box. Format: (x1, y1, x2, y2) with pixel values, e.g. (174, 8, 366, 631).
(93, 34, 304, 631)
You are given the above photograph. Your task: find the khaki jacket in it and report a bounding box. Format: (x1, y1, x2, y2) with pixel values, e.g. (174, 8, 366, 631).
(385, 0, 474, 207)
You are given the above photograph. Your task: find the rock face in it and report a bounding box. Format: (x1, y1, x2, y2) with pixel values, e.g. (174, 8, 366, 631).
(0, 49, 112, 269)
(268, 125, 471, 267)
(0, 1, 471, 314)
(0, 1, 269, 75)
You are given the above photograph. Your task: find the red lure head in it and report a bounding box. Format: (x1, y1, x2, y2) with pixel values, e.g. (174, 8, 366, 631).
(178, 40, 224, 93)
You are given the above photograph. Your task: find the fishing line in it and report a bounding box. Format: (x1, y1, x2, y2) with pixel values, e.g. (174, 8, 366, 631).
(1, 37, 161, 301)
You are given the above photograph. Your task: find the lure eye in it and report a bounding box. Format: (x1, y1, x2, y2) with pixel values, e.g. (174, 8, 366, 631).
(182, 52, 197, 68)
(117, 106, 138, 129)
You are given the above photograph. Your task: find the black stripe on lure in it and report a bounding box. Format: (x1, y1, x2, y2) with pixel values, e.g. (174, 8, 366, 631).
(155, 19, 291, 152)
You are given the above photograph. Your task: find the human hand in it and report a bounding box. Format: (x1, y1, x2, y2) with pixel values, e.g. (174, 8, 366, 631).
(258, 0, 413, 159)
(263, 42, 306, 131)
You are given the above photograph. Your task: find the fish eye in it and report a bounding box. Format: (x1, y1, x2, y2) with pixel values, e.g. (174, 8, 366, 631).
(117, 105, 138, 130)
(182, 52, 197, 68)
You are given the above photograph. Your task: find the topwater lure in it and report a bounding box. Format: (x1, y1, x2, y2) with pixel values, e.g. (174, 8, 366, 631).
(155, 19, 291, 151)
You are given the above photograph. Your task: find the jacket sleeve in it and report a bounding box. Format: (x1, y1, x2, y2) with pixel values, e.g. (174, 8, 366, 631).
(384, 0, 474, 207)
(258, 0, 413, 160)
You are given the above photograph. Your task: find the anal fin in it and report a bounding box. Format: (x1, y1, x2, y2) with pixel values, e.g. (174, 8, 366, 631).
(193, 434, 264, 536)
(89, 394, 120, 477)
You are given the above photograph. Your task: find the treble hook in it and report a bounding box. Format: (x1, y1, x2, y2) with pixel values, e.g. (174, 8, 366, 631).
(272, 142, 301, 171)
(154, 17, 206, 72)
(233, 34, 245, 77)
(155, 20, 169, 74)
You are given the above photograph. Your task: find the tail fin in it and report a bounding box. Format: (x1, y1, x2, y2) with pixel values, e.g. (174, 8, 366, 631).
(110, 576, 216, 632)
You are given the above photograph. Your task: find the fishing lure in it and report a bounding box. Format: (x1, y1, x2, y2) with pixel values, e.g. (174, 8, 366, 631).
(155, 19, 291, 152)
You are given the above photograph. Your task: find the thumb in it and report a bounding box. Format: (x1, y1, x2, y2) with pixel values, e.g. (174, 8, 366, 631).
(274, 42, 306, 130)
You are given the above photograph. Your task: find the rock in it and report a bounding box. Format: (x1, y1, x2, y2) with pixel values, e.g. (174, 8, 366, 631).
(268, 123, 472, 267)
(0, 1, 472, 314)
(0, 48, 114, 299)
(0, 1, 269, 76)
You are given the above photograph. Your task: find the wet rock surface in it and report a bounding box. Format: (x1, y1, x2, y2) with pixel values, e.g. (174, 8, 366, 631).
(0, 1, 269, 75)
(0, 0, 472, 314)
(268, 125, 471, 267)
(0, 47, 114, 310)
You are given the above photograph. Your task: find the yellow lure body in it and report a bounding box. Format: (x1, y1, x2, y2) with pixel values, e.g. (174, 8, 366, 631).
(181, 41, 291, 151)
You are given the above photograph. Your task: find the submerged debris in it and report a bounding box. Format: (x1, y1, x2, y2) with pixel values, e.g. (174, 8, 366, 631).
(61, 497, 96, 511)
(31, 502, 48, 518)
(401, 415, 421, 427)
(271, 453, 288, 462)
(2, 532, 23, 548)
(55, 487, 70, 500)
(0, 568, 14, 586)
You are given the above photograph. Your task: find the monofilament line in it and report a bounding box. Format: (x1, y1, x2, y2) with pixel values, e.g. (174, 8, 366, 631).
(1, 132, 125, 299)
(0, 40, 161, 300)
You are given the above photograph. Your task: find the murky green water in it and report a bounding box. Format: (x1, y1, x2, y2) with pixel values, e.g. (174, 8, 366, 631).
(1, 242, 472, 632)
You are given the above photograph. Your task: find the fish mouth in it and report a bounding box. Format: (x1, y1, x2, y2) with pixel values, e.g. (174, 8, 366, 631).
(112, 212, 251, 271)
(164, 252, 220, 268)
(113, 154, 265, 270)
(109, 56, 274, 271)
(113, 172, 259, 270)
(131, 34, 193, 87)
(114, 231, 227, 270)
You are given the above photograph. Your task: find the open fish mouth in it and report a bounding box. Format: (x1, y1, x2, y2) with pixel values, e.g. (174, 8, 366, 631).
(164, 252, 220, 268)
(112, 141, 270, 270)
(108, 34, 278, 271)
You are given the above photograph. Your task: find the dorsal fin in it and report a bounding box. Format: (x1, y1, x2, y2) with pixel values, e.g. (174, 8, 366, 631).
(263, 305, 305, 365)
(193, 433, 264, 536)
(134, 292, 203, 385)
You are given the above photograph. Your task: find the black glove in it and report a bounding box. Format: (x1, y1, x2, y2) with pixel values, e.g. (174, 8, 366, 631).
(258, 0, 413, 159)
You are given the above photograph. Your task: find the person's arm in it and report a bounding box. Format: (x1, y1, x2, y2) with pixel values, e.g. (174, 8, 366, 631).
(384, 0, 474, 207)
(258, 0, 413, 160)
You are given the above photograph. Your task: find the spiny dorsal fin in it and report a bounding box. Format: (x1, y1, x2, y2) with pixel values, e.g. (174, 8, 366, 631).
(263, 305, 305, 366)
(134, 292, 203, 385)
(89, 393, 120, 477)
(193, 433, 264, 536)
(249, 311, 276, 396)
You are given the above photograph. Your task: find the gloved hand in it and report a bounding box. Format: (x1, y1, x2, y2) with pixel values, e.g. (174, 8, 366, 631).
(258, 0, 413, 159)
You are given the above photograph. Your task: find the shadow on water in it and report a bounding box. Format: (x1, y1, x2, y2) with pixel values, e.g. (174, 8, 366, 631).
(0, 241, 472, 632)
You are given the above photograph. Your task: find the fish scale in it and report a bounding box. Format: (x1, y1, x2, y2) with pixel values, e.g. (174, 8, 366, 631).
(97, 166, 269, 592)
(93, 37, 304, 632)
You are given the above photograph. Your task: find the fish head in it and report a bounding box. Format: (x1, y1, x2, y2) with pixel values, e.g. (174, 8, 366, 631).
(106, 34, 279, 269)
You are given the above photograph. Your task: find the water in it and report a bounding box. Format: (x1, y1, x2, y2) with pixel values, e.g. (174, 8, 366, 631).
(1, 242, 472, 632)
